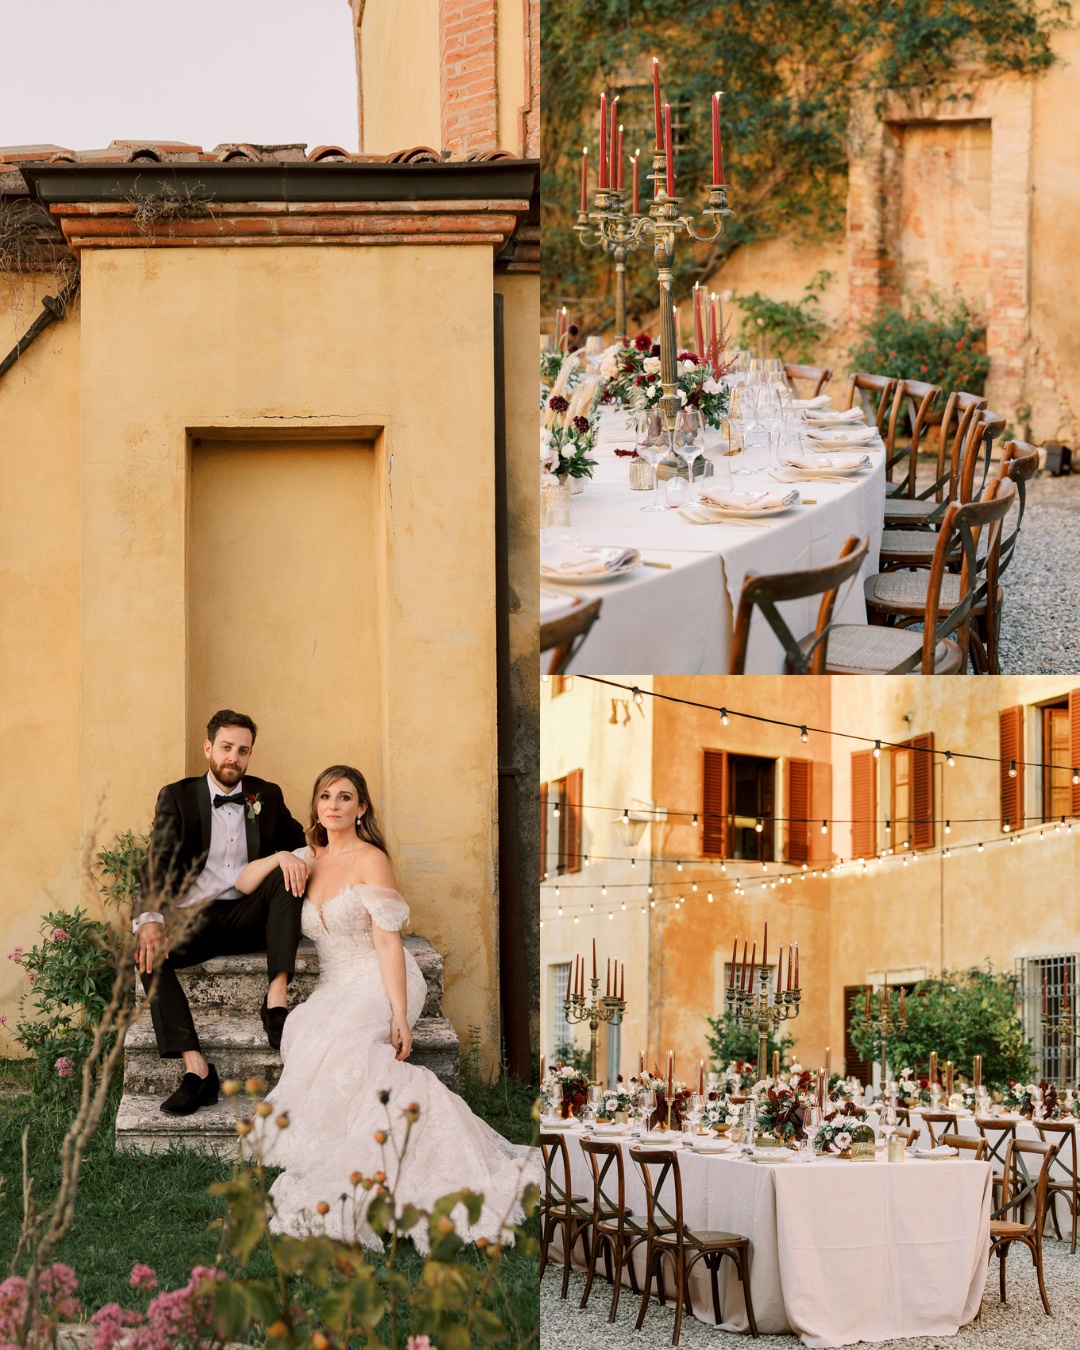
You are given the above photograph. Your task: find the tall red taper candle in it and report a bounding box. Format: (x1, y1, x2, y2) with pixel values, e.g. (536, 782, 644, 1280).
(748, 941, 756, 990)
(565, 961, 573, 1002)
(699, 1060, 705, 1095)
(730, 936, 738, 988)
(632, 153, 640, 214)
(617, 124, 624, 189)
(652, 57, 663, 148)
(712, 92, 724, 185)
(640, 1049, 645, 1073)
(825, 1046, 831, 1079)
(664, 104, 675, 197)
(609, 98, 619, 192)
(788, 942, 794, 991)
(620, 962, 625, 1001)
(599, 93, 608, 189)
(776, 946, 783, 996)
(794, 943, 799, 988)
(592, 937, 597, 981)
(693, 284, 705, 356)
(741, 939, 748, 990)
(580, 146, 588, 213)
(606, 957, 610, 997)
(667, 1051, 673, 1097)
(763, 919, 768, 970)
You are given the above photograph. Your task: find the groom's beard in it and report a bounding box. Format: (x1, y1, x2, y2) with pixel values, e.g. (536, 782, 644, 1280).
(209, 757, 243, 788)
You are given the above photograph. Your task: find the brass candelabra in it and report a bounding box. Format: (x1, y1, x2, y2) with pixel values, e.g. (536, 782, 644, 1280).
(564, 976, 626, 1085)
(725, 963, 801, 1086)
(865, 978, 907, 1091)
(587, 155, 733, 429)
(573, 188, 645, 341)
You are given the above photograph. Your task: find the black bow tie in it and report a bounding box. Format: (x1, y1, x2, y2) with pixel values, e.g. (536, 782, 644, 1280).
(213, 792, 245, 809)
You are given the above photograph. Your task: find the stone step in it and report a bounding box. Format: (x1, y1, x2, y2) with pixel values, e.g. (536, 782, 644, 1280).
(122, 1012, 460, 1096)
(115, 1095, 260, 1158)
(175, 936, 445, 1020)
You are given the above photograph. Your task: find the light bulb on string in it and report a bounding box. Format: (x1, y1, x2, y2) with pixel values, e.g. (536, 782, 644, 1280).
(621, 807, 630, 823)
(977, 842, 983, 852)
(691, 881, 698, 892)
(608, 912, 614, 920)
(601, 885, 607, 896)
(692, 813, 699, 826)
(583, 855, 590, 867)
(574, 915, 579, 924)
(1004, 822, 1011, 832)
(820, 820, 828, 834)
(945, 751, 955, 766)
(632, 686, 644, 706)
(720, 862, 727, 873)
(553, 802, 560, 817)
(621, 901, 626, 911)
(707, 892, 714, 903)
(755, 817, 764, 833)
(1073, 768, 1079, 786)
(631, 857, 636, 868)
(873, 740, 881, 759)
(557, 905, 563, 915)
(944, 821, 951, 834)
(1009, 761, 1017, 778)
(677, 860, 683, 871)
(720, 708, 729, 726)
(800, 726, 808, 743)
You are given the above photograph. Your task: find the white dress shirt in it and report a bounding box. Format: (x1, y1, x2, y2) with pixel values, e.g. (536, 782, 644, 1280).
(134, 771, 252, 930)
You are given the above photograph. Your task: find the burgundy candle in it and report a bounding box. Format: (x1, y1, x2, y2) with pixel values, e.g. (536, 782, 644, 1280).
(699, 1060, 705, 1095)
(794, 944, 799, 988)
(609, 97, 619, 193)
(606, 957, 610, 997)
(763, 919, 768, 971)
(616, 122, 624, 189)
(599, 93, 608, 189)
(776, 946, 783, 996)
(620, 962, 625, 1001)
(730, 936, 738, 988)
(693, 285, 705, 357)
(580, 146, 588, 213)
(664, 104, 675, 197)
(788, 942, 794, 992)
(712, 91, 724, 185)
(741, 939, 748, 990)
(632, 153, 640, 215)
(592, 937, 597, 981)
(652, 57, 663, 149)
(748, 940, 756, 990)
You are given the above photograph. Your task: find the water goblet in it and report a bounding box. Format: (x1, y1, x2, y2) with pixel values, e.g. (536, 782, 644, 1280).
(674, 407, 707, 502)
(635, 410, 668, 513)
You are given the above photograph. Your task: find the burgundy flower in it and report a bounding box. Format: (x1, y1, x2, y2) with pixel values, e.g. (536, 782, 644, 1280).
(572, 416, 590, 433)
(634, 333, 652, 351)
(650, 344, 661, 358)
(568, 324, 579, 337)
(635, 375, 648, 386)
(548, 395, 569, 413)
(613, 447, 639, 458)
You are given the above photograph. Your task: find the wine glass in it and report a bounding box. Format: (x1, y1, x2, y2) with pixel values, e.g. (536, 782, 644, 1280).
(727, 380, 757, 476)
(635, 410, 668, 513)
(755, 388, 784, 473)
(674, 407, 706, 502)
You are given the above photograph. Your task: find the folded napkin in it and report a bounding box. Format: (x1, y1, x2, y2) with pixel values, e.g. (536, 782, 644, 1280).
(697, 486, 801, 512)
(804, 406, 866, 425)
(540, 542, 640, 576)
(790, 394, 832, 409)
(784, 454, 872, 473)
(915, 1145, 959, 1158)
(806, 425, 878, 447)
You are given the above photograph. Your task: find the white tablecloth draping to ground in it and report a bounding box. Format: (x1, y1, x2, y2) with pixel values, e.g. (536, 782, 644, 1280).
(551, 1128, 991, 1348)
(548, 409, 886, 674)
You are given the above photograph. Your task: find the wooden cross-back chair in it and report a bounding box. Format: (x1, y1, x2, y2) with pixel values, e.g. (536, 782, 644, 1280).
(578, 1137, 647, 1320)
(540, 598, 601, 675)
(974, 1116, 1020, 1208)
(877, 410, 1007, 572)
(784, 362, 832, 399)
(1035, 1119, 1079, 1254)
(843, 372, 897, 434)
(818, 477, 1017, 674)
(730, 535, 869, 674)
(883, 389, 985, 526)
(941, 1133, 987, 1161)
(540, 1131, 593, 1298)
(920, 1111, 959, 1147)
(988, 1136, 1062, 1317)
(628, 1146, 758, 1345)
(882, 378, 942, 498)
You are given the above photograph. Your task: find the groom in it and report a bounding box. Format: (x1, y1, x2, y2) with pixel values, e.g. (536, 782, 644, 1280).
(135, 709, 308, 1115)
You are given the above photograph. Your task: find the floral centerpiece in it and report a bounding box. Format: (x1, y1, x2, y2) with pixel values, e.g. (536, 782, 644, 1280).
(755, 1085, 808, 1146)
(1041, 1080, 1061, 1119)
(961, 1087, 979, 1113)
(652, 1081, 692, 1130)
(813, 1120, 855, 1156)
(541, 356, 600, 487)
(720, 1060, 758, 1093)
(825, 1099, 867, 1123)
(599, 333, 731, 429)
(597, 1087, 634, 1122)
(541, 345, 580, 392)
(1002, 1080, 1038, 1117)
(551, 1063, 589, 1118)
(702, 1095, 738, 1134)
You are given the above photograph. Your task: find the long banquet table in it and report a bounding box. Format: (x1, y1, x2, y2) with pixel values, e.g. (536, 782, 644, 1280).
(544, 408, 886, 674)
(550, 1123, 992, 1348)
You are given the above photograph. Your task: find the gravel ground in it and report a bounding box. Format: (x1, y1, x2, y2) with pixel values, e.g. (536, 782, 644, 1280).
(541, 1241, 1080, 1349)
(994, 471, 1080, 675)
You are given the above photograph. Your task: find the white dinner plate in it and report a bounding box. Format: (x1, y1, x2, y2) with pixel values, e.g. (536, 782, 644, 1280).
(541, 547, 641, 585)
(781, 456, 872, 478)
(688, 496, 800, 520)
(806, 427, 879, 448)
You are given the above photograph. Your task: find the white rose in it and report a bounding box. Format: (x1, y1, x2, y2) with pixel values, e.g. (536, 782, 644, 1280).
(791, 1062, 803, 1074)
(253, 801, 262, 815)
(720, 288, 734, 302)
(677, 389, 687, 404)
(541, 471, 560, 486)
(605, 1098, 617, 1112)
(835, 1131, 852, 1148)
(600, 355, 619, 379)
(643, 357, 661, 374)
(679, 358, 697, 372)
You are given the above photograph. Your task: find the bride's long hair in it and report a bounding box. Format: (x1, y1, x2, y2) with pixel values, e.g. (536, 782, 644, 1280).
(306, 765, 390, 855)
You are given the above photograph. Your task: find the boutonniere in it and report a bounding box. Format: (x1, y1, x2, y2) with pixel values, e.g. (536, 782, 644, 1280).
(245, 792, 263, 822)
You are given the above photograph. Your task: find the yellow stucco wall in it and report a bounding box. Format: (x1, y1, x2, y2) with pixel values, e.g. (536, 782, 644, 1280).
(496, 0, 527, 157)
(0, 242, 508, 1069)
(358, 0, 442, 153)
(0, 277, 82, 1057)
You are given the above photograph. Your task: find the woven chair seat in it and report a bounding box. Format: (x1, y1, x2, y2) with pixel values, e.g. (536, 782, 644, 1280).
(990, 1219, 1034, 1238)
(654, 1228, 748, 1248)
(803, 623, 961, 674)
(865, 571, 999, 616)
(879, 528, 941, 556)
(884, 480, 901, 497)
(884, 498, 940, 523)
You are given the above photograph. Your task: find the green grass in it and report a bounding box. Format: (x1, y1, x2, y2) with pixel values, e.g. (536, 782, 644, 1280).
(0, 1059, 539, 1345)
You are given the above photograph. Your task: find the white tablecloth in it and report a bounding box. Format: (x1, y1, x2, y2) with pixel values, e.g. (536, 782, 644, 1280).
(553, 1128, 991, 1348)
(546, 409, 886, 674)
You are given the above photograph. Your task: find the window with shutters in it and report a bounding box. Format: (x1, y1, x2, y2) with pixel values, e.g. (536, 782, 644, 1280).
(1017, 954, 1080, 1083)
(732, 756, 775, 861)
(890, 734, 934, 851)
(548, 768, 584, 874)
(1041, 703, 1070, 822)
(785, 759, 811, 863)
(999, 706, 1024, 832)
(549, 962, 574, 1051)
(851, 749, 877, 859)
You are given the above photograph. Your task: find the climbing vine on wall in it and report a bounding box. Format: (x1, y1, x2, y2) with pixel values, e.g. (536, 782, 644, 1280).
(542, 0, 1069, 330)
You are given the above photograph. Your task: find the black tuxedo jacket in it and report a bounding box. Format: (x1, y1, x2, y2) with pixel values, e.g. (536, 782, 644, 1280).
(139, 773, 306, 916)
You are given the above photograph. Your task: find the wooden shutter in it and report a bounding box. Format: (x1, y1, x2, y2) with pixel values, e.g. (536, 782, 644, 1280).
(563, 767, 583, 873)
(785, 759, 810, 862)
(702, 750, 729, 856)
(1000, 706, 1024, 831)
(851, 749, 877, 859)
(539, 782, 548, 880)
(810, 760, 833, 861)
(910, 732, 934, 850)
(1071, 690, 1080, 816)
(844, 985, 872, 1085)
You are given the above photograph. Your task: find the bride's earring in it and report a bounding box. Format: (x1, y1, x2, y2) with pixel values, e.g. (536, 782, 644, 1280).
(356, 815, 363, 826)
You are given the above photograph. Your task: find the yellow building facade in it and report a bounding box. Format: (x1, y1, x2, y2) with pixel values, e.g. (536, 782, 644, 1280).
(541, 675, 1080, 1086)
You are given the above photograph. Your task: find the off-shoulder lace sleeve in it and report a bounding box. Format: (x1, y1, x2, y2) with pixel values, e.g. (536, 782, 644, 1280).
(358, 885, 411, 932)
(291, 846, 313, 861)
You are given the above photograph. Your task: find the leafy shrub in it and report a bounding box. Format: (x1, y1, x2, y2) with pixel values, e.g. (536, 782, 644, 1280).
(705, 1010, 795, 1072)
(849, 295, 990, 396)
(735, 270, 832, 361)
(846, 966, 1033, 1090)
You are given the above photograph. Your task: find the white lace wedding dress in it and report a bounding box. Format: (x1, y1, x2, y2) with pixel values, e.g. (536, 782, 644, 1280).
(262, 850, 538, 1249)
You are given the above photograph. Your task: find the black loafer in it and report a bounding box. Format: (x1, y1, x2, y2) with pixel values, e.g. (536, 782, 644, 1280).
(261, 997, 289, 1052)
(161, 1062, 220, 1115)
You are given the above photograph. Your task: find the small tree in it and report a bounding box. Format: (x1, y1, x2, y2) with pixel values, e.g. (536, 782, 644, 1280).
(705, 1011, 796, 1074)
(733, 270, 832, 361)
(846, 966, 1033, 1090)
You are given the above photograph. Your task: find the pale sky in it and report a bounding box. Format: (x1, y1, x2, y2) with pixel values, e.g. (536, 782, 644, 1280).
(0, 0, 359, 154)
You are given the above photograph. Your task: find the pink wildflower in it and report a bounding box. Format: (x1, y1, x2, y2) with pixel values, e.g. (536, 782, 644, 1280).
(51, 928, 70, 942)
(7, 948, 22, 964)
(407, 1338, 436, 1350)
(54, 1057, 75, 1078)
(128, 1265, 157, 1293)
(90, 1303, 144, 1350)
(0, 1015, 7, 1025)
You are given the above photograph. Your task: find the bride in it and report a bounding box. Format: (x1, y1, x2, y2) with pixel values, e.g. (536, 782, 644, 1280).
(234, 764, 538, 1248)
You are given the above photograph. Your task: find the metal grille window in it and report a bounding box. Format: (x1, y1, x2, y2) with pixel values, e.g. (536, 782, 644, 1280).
(1017, 954, 1080, 1084)
(550, 962, 573, 1051)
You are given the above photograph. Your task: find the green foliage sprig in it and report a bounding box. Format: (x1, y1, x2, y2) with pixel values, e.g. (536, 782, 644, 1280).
(542, 0, 1067, 328)
(846, 966, 1033, 1090)
(849, 295, 991, 396)
(735, 270, 832, 361)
